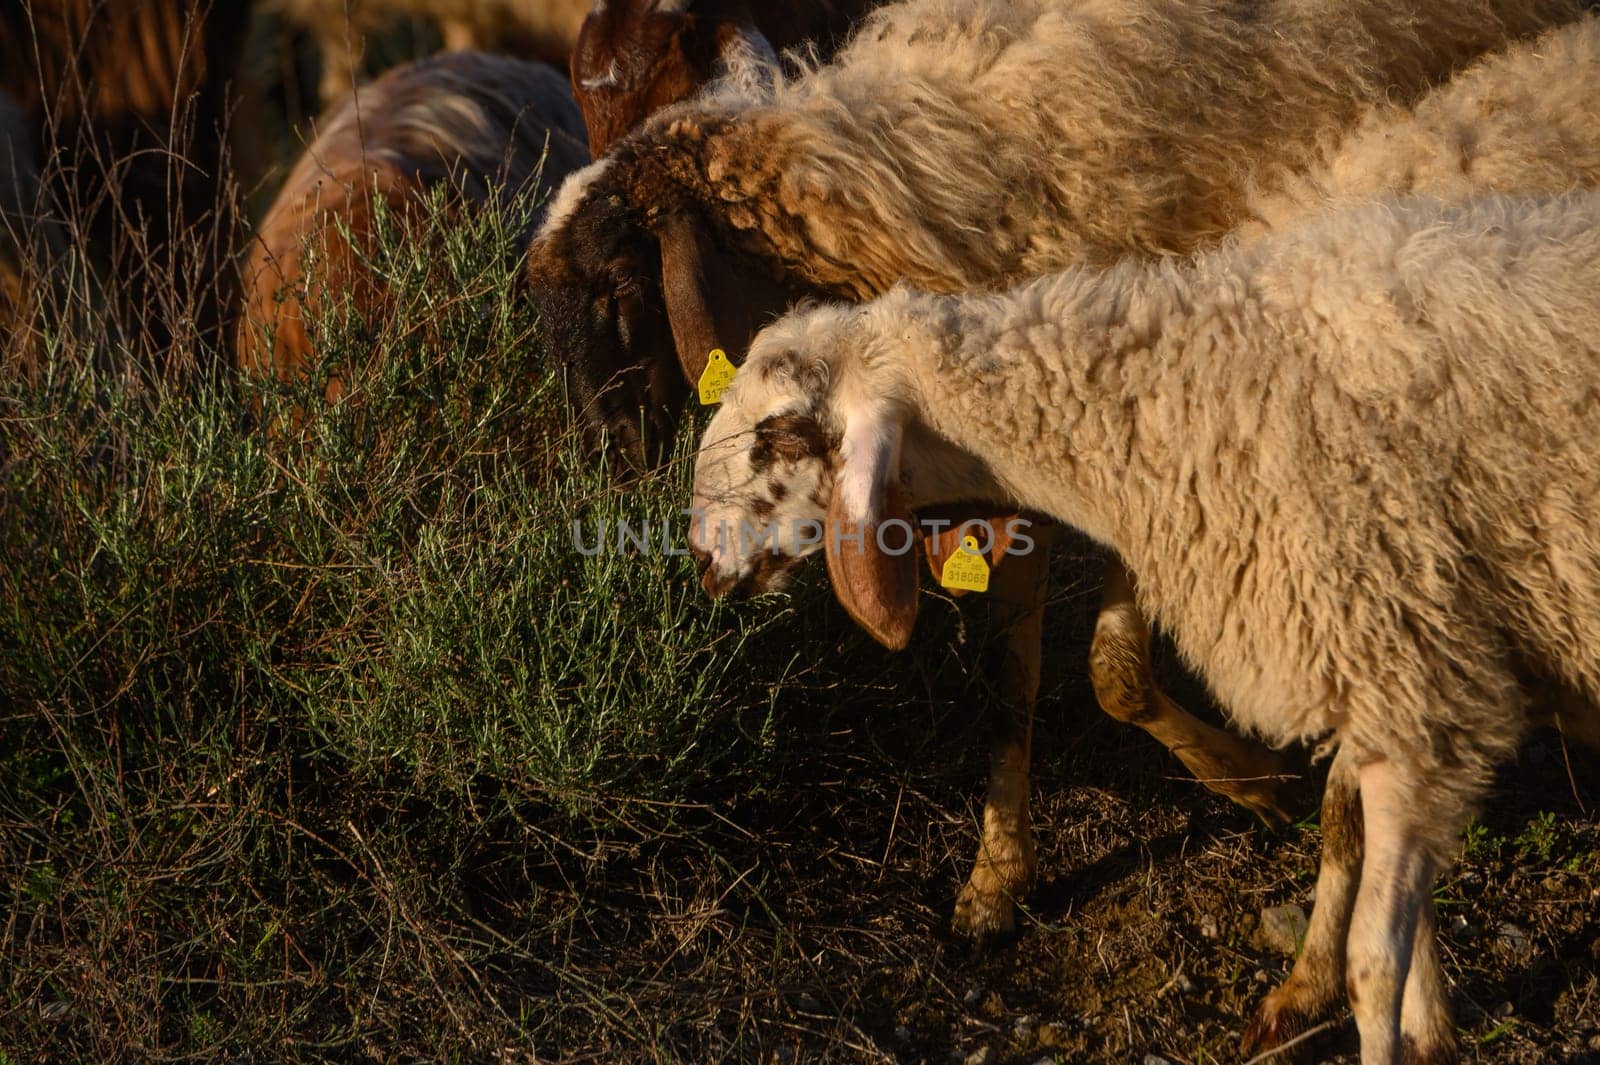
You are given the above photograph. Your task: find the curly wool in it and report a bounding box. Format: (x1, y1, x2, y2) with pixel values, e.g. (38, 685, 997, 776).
(1242, 15, 1600, 236)
(564, 0, 1587, 299)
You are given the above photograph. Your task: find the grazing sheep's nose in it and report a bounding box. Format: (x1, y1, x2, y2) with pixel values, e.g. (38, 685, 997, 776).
(700, 565, 739, 598)
(690, 543, 735, 597)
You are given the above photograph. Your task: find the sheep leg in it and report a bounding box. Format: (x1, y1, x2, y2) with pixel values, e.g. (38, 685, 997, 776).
(1345, 758, 1452, 1065)
(1241, 745, 1363, 1056)
(1399, 899, 1457, 1063)
(952, 531, 1053, 940)
(1089, 559, 1294, 823)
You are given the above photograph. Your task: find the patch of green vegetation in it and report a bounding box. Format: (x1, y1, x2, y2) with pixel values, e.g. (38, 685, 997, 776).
(1, 154, 1011, 1061)
(1514, 811, 1560, 863)
(1462, 820, 1503, 862)
(1473, 1016, 1520, 1046)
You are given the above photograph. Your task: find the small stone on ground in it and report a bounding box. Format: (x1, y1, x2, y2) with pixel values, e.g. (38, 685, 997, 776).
(1256, 903, 1309, 955)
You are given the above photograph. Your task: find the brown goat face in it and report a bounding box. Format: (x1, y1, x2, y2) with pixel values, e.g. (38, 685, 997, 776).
(571, 0, 713, 158)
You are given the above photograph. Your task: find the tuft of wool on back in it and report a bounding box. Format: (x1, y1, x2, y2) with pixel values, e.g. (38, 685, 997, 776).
(1243, 14, 1600, 235)
(601, 0, 1587, 299)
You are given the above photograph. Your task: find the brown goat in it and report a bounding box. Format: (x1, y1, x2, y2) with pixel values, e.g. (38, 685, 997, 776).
(0, 0, 252, 363)
(570, 0, 875, 157)
(269, 0, 595, 104)
(237, 51, 589, 399)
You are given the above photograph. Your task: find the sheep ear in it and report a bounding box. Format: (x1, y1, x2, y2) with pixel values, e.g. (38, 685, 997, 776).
(656, 209, 789, 382)
(825, 418, 919, 651)
(653, 0, 692, 13)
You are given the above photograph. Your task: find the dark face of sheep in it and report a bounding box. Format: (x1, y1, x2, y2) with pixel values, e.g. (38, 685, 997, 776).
(526, 153, 805, 468)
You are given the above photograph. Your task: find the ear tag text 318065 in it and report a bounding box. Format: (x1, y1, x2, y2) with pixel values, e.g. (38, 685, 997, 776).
(940, 535, 990, 593)
(698, 348, 736, 405)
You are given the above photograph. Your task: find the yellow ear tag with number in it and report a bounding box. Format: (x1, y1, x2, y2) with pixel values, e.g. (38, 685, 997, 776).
(940, 535, 990, 593)
(698, 348, 736, 405)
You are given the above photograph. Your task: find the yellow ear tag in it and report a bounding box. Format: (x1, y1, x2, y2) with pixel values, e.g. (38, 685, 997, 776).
(698, 348, 736, 405)
(940, 535, 990, 593)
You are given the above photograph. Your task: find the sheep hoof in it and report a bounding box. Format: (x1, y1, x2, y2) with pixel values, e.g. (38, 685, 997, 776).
(1239, 986, 1323, 1061)
(1216, 773, 1299, 828)
(951, 881, 1018, 946)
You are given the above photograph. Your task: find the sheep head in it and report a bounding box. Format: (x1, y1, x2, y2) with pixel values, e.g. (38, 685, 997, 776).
(690, 300, 925, 650)
(571, 0, 777, 157)
(526, 146, 801, 468)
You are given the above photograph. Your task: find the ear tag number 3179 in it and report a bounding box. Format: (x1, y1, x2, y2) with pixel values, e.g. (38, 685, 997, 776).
(698, 348, 736, 405)
(940, 535, 990, 593)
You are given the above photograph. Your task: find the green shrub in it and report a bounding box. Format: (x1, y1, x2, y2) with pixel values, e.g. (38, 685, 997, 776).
(0, 180, 1018, 1060)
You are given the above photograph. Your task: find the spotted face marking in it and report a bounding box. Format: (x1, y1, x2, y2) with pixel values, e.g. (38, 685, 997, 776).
(689, 352, 840, 596)
(690, 300, 891, 598)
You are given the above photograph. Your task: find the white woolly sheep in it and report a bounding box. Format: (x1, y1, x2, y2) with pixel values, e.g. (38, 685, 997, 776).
(690, 192, 1600, 1065)
(1227, 15, 1600, 1056)
(237, 51, 588, 398)
(530, 0, 1591, 943)
(268, 0, 593, 104)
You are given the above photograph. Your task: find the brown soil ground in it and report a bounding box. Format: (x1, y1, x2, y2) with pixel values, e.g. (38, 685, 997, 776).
(511, 575, 1600, 1065)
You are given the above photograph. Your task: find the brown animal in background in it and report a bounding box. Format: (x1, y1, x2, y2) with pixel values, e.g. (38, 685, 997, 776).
(268, 0, 594, 104)
(570, 0, 874, 157)
(0, 0, 252, 363)
(237, 51, 589, 398)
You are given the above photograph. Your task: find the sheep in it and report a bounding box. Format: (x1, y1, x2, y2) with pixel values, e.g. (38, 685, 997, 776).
(0, 0, 253, 362)
(570, 0, 875, 157)
(688, 191, 1600, 1065)
(268, 0, 594, 104)
(0, 87, 104, 379)
(0, 90, 45, 368)
(237, 51, 589, 399)
(527, 0, 1591, 940)
(1213, 16, 1600, 1054)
